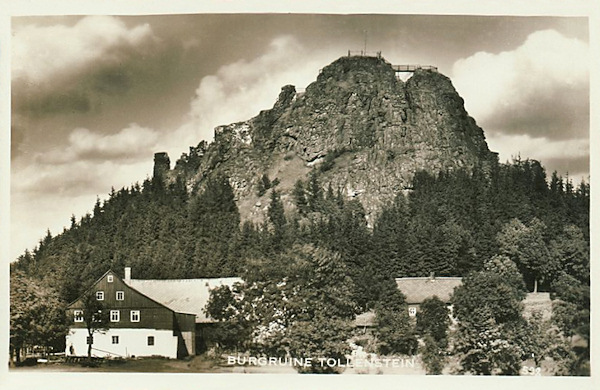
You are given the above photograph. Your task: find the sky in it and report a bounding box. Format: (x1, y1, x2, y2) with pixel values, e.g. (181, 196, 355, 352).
(10, 14, 590, 261)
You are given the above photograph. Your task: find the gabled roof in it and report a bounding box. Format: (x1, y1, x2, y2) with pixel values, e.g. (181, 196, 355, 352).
(67, 270, 180, 314)
(66, 269, 114, 308)
(395, 277, 462, 305)
(126, 277, 243, 323)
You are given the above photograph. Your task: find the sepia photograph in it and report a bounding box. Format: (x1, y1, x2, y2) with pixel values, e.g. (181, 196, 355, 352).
(2, 3, 596, 389)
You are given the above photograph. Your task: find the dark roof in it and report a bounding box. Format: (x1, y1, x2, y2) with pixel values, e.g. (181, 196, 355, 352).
(395, 277, 462, 304)
(126, 277, 242, 323)
(67, 270, 184, 316)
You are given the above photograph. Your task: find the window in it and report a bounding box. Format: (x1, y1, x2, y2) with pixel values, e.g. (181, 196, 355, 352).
(107, 275, 114, 283)
(116, 291, 124, 301)
(74, 310, 84, 322)
(112, 335, 119, 344)
(130, 310, 140, 322)
(408, 307, 417, 317)
(92, 310, 103, 322)
(96, 291, 104, 301)
(147, 336, 154, 346)
(110, 310, 120, 322)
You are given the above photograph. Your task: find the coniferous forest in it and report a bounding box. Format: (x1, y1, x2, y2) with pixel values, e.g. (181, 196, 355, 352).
(11, 157, 590, 374)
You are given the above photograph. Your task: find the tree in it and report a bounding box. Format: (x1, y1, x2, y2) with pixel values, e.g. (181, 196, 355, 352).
(482, 254, 528, 298)
(203, 284, 251, 351)
(10, 271, 67, 364)
(416, 296, 450, 347)
(497, 218, 556, 292)
(307, 173, 323, 212)
(206, 244, 356, 373)
(451, 256, 528, 375)
(374, 289, 417, 355)
(257, 174, 271, 197)
(267, 189, 287, 252)
(549, 225, 589, 283)
(372, 194, 411, 277)
(287, 315, 353, 373)
(549, 271, 590, 375)
(420, 334, 445, 375)
(292, 179, 308, 215)
(330, 199, 375, 309)
(551, 272, 589, 345)
(79, 291, 111, 359)
(454, 315, 523, 375)
(453, 255, 526, 325)
(188, 175, 241, 276)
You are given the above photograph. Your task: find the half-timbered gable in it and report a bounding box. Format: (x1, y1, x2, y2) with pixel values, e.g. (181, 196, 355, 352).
(67, 270, 185, 330)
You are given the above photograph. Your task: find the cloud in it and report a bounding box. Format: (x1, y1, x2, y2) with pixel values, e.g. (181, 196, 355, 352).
(11, 139, 155, 258)
(11, 125, 157, 257)
(12, 16, 158, 116)
(11, 192, 97, 257)
(486, 133, 589, 181)
(10, 35, 334, 260)
(13, 16, 154, 85)
(37, 123, 160, 165)
(18, 90, 92, 117)
(10, 158, 154, 259)
(488, 133, 588, 161)
(11, 122, 26, 158)
(164, 36, 336, 158)
(541, 156, 590, 182)
(13, 158, 153, 196)
(12, 122, 159, 201)
(452, 29, 589, 140)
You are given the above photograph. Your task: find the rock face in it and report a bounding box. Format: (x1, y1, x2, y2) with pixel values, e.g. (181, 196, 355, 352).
(164, 55, 498, 223)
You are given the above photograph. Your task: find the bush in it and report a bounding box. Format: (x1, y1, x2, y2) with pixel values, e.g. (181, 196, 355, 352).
(17, 357, 38, 367)
(80, 358, 102, 368)
(420, 334, 445, 374)
(375, 305, 417, 355)
(107, 358, 126, 366)
(287, 316, 352, 374)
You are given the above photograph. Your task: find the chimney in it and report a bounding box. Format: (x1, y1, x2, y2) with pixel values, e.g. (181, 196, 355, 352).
(124, 267, 131, 283)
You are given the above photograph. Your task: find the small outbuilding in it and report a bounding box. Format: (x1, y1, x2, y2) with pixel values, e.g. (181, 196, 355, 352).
(354, 311, 377, 334)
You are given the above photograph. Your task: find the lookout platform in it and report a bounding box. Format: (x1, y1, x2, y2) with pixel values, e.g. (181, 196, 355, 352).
(344, 51, 438, 78)
(392, 65, 438, 73)
(347, 50, 383, 58)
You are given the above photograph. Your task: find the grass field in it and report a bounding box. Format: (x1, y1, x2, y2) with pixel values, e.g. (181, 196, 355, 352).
(11, 351, 580, 375)
(11, 354, 426, 374)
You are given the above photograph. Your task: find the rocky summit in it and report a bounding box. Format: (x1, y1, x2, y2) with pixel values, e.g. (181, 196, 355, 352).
(165, 55, 498, 224)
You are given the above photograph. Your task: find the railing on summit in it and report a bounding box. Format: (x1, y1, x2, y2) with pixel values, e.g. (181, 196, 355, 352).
(347, 50, 383, 58)
(392, 65, 438, 73)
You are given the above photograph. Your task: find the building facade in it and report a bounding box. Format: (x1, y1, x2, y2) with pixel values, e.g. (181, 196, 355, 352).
(395, 276, 463, 317)
(65, 268, 240, 359)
